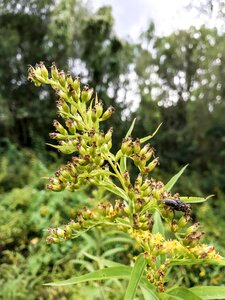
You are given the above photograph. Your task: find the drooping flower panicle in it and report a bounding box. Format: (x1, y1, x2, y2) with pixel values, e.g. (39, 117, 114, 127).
(28, 62, 222, 292)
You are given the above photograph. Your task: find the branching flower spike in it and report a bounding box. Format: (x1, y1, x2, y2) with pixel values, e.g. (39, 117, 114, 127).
(28, 62, 224, 292)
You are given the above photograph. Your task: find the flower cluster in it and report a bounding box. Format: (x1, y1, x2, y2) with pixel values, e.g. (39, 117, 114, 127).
(28, 62, 222, 291)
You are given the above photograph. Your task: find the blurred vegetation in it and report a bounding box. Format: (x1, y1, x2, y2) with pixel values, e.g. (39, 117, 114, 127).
(0, 0, 225, 298)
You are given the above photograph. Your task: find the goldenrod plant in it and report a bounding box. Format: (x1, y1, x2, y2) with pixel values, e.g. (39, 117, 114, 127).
(28, 62, 225, 299)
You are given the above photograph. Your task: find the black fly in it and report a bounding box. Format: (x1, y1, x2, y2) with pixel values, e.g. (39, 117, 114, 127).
(162, 198, 191, 212)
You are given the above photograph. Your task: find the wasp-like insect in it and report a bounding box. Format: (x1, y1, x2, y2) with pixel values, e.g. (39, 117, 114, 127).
(162, 198, 191, 212)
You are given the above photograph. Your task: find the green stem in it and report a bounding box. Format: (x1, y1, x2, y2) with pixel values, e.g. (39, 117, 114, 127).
(104, 153, 128, 193)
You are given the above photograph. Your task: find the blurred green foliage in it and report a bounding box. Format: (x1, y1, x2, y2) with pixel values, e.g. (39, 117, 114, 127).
(0, 0, 225, 298)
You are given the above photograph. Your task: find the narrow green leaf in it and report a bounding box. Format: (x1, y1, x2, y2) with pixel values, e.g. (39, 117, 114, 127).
(115, 217, 130, 226)
(125, 118, 136, 138)
(103, 183, 129, 201)
(140, 286, 159, 300)
(189, 286, 225, 299)
(152, 211, 165, 267)
(170, 258, 225, 266)
(152, 211, 165, 237)
(124, 254, 146, 300)
(44, 266, 132, 286)
(165, 165, 188, 191)
(140, 123, 162, 143)
(120, 155, 127, 174)
(83, 252, 122, 268)
(168, 287, 202, 300)
(140, 276, 158, 293)
(159, 293, 183, 300)
(102, 236, 134, 246)
(102, 247, 127, 258)
(180, 195, 214, 203)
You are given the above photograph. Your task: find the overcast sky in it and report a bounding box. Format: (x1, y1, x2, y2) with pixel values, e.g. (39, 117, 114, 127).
(91, 0, 219, 39)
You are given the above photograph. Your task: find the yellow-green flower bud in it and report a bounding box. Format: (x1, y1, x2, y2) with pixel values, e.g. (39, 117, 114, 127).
(49, 132, 66, 140)
(47, 179, 64, 192)
(65, 119, 77, 134)
(101, 106, 115, 121)
(186, 222, 200, 235)
(115, 149, 123, 161)
(95, 101, 103, 118)
(51, 63, 59, 80)
(68, 219, 81, 230)
(106, 140, 112, 151)
(140, 143, 151, 156)
(55, 140, 77, 154)
(39, 61, 48, 79)
(91, 107, 97, 123)
(57, 98, 70, 114)
(66, 72, 73, 86)
(143, 158, 159, 174)
(171, 220, 178, 232)
(53, 120, 68, 135)
(54, 227, 64, 238)
(133, 138, 141, 153)
(64, 225, 72, 238)
(134, 173, 143, 188)
(177, 215, 190, 228)
(121, 137, 133, 155)
(140, 179, 151, 191)
(56, 88, 68, 101)
(105, 127, 113, 143)
(73, 75, 80, 92)
(145, 148, 154, 162)
(46, 236, 60, 244)
(81, 85, 93, 103)
(123, 170, 130, 186)
(58, 71, 66, 86)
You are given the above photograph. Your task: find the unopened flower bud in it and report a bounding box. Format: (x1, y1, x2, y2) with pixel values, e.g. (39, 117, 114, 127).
(143, 158, 159, 174)
(171, 220, 178, 232)
(115, 149, 123, 161)
(81, 85, 93, 103)
(134, 173, 143, 188)
(66, 72, 73, 86)
(49, 132, 66, 140)
(64, 225, 72, 238)
(145, 148, 154, 162)
(46, 236, 60, 244)
(186, 222, 200, 235)
(123, 170, 130, 186)
(39, 61, 48, 79)
(65, 119, 77, 134)
(58, 71, 66, 86)
(53, 120, 68, 135)
(91, 107, 97, 123)
(140, 143, 151, 156)
(133, 138, 141, 153)
(55, 227, 65, 238)
(101, 106, 115, 121)
(105, 127, 113, 143)
(51, 63, 59, 80)
(68, 219, 81, 230)
(73, 75, 80, 92)
(95, 101, 103, 118)
(177, 215, 190, 228)
(47, 182, 64, 192)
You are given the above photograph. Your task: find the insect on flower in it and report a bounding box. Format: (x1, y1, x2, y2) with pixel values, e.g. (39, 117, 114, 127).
(162, 198, 191, 212)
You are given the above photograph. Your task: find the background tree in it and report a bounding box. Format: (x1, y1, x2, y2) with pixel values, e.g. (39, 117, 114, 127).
(0, 0, 134, 153)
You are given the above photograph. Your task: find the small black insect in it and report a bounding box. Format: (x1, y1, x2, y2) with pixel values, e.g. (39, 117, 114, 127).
(162, 198, 191, 212)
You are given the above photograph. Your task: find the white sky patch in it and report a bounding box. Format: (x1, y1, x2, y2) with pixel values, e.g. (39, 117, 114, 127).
(90, 0, 222, 111)
(90, 0, 211, 39)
